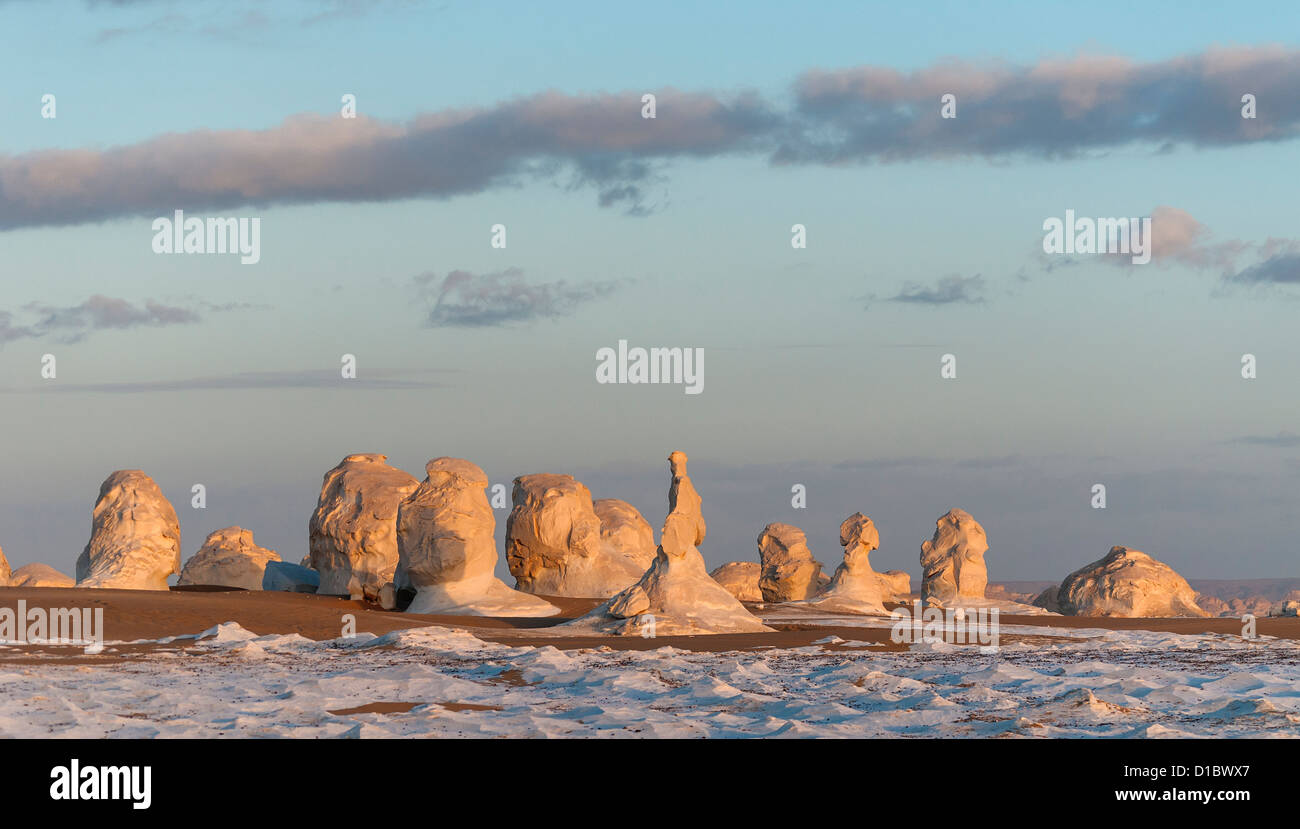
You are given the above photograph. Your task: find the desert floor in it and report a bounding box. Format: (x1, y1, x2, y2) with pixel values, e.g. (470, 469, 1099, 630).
(1, 587, 1297, 737)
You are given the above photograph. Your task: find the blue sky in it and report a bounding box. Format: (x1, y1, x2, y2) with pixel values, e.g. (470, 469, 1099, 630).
(1, 0, 1298, 583)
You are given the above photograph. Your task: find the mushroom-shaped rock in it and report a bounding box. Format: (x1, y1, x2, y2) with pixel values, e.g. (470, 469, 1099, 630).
(76, 470, 181, 590)
(9, 563, 75, 588)
(309, 454, 419, 598)
(397, 458, 558, 617)
(877, 570, 912, 600)
(0, 546, 9, 586)
(567, 451, 770, 635)
(803, 513, 887, 614)
(505, 476, 649, 597)
(709, 561, 762, 603)
(919, 508, 988, 608)
(178, 527, 282, 590)
(757, 522, 826, 603)
(1056, 546, 1208, 617)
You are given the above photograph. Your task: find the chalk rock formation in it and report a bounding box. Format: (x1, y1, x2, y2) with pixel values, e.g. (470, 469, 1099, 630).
(803, 513, 887, 614)
(594, 497, 657, 568)
(0, 546, 9, 586)
(262, 561, 320, 593)
(920, 509, 988, 608)
(1056, 546, 1208, 617)
(76, 470, 181, 590)
(1032, 586, 1061, 613)
(505, 476, 650, 597)
(397, 458, 558, 617)
(877, 569, 912, 600)
(1272, 600, 1300, 618)
(568, 451, 770, 635)
(9, 563, 74, 588)
(178, 527, 281, 590)
(666, 450, 705, 545)
(709, 561, 763, 603)
(309, 454, 419, 597)
(1195, 593, 1231, 617)
(757, 523, 826, 603)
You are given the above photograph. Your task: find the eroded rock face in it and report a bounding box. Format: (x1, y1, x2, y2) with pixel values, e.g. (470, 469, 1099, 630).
(920, 509, 988, 608)
(666, 450, 705, 549)
(9, 563, 74, 588)
(804, 513, 886, 614)
(397, 458, 557, 617)
(757, 522, 825, 603)
(76, 470, 181, 590)
(1056, 546, 1208, 617)
(710, 561, 762, 603)
(0, 546, 9, 586)
(262, 561, 319, 593)
(309, 454, 419, 597)
(568, 451, 770, 635)
(877, 570, 911, 600)
(178, 527, 281, 590)
(1032, 586, 1061, 613)
(594, 498, 657, 570)
(1196, 594, 1231, 617)
(505, 477, 649, 597)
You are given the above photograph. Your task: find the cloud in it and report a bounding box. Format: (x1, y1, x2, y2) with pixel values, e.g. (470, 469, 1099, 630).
(0, 368, 450, 394)
(781, 47, 1300, 163)
(88, 0, 417, 43)
(1224, 252, 1300, 285)
(1232, 432, 1300, 447)
(1, 295, 207, 344)
(0, 91, 774, 229)
(4, 47, 1300, 230)
(885, 274, 985, 305)
(416, 268, 622, 327)
(0, 311, 38, 344)
(1038, 205, 1300, 292)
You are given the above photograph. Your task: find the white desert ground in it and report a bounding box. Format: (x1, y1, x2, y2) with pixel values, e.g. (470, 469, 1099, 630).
(2, 450, 1298, 739)
(1, 589, 1298, 738)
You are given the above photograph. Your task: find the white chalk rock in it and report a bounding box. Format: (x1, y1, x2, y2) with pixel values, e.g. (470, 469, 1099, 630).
(594, 497, 657, 570)
(1056, 546, 1208, 617)
(877, 569, 911, 600)
(803, 513, 887, 614)
(178, 527, 281, 590)
(262, 561, 320, 593)
(309, 454, 419, 597)
(665, 450, 706, 549)
(920, 508, 988, 608)
(0, 546, 9, 586)
(505, 476, 649, 597)
(568, 451, 770, 635)
(9, 563, 74, 588)
(397, 458, 558, 617)
(709, 561, 762, 602)
(757, 522, 826, 603)
(1032, 585, 1061, 612)
(76, 470, 181, 590)
(1272, 600, 1300, 618)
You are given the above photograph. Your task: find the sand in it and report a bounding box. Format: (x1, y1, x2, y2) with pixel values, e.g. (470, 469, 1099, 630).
(2, 586, 1295, 660)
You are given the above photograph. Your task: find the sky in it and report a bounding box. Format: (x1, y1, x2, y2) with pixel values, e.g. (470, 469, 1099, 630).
(1, 0, 1298, 583)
